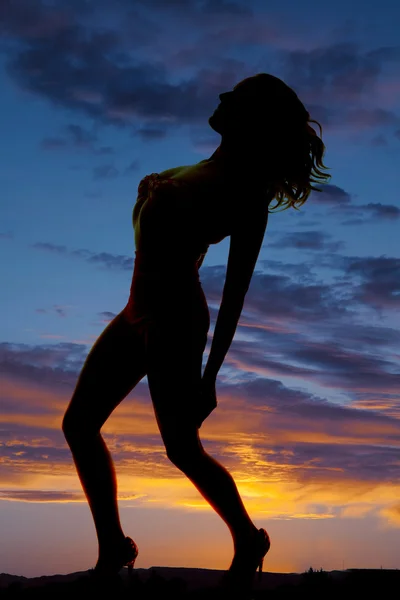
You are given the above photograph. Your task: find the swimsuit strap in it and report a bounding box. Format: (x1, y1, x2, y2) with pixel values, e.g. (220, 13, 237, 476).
(138, 172, 189, 204)
(137, 172, 159, 197)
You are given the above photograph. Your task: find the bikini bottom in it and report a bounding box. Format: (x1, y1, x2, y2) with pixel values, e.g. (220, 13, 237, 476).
(120, 265, 211, 427)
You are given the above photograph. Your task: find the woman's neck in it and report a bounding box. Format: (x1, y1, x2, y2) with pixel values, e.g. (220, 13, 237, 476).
(208, 141, 268, 174)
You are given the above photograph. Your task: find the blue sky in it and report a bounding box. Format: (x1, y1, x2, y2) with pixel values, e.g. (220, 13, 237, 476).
(1, 0, 400, 578)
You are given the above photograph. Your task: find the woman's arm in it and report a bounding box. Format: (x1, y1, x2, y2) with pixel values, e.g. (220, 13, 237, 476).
(202, 207, 269, 381)
(202, 297, 245, 381)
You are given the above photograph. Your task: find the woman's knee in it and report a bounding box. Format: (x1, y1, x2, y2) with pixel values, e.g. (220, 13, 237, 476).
(62, 409, 100, 446)
(163, 431, 204, 469)
(62, 411, 80, 445)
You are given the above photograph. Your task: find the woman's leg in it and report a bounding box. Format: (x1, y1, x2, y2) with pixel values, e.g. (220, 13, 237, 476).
(145, 318, 258, 552)
(167, 428, 258, 551)
(62, 312, 147, 562)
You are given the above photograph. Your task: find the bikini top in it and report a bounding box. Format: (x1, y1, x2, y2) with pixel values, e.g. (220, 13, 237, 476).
(132, 172, 210, 265)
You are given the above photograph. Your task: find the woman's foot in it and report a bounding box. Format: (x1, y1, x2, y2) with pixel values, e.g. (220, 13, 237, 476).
(92, 536, 138, 578)
(221, 528, 271, 593)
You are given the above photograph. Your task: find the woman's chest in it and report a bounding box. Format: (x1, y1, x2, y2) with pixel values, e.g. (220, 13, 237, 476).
(159, 164, 238, 245)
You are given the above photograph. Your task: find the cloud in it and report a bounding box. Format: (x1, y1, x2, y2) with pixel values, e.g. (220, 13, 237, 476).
(1, 250, 400, 519)
(298, 185, 400, 225)
(0, 490, 85, 502)
(32, 242, 69, 255)
(281, 42, 383, 104)
(268, 231, 344, 252)
(2, 1, 400, 536)
(205, 264, 346, 325)
(344, 255, 400, 310)
(370, 134, 388, 146)
(34, 305, 70, 318)
(4, 17, 208, 128)
(136, 126, 168, 141)
(92, 164, 119, 180)
(124, 159, 140, 174)
(40, 123, 115, 154)
(362, 203, 400, 220)
(200, 0, 252, 16)
(32, 241, 134, 270)
(40, 136, 68, 150)
(345, 107, 398, 128)
(2, 2, 399, 141)
(66, 123, 96, 145)
(307, 184, 353, 208)
(0, 0, 74, 39)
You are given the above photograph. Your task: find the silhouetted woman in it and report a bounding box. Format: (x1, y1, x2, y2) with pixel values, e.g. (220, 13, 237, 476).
(62, 73, 330, 594)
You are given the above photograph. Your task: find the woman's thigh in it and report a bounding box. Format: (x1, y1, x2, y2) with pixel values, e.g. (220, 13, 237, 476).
(145, 307, 209, 448)
(63, 311, 148, 434)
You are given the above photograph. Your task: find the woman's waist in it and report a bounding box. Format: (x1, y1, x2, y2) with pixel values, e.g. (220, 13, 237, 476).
(132, 250, 200, 281)
(126, 266, 208, 318)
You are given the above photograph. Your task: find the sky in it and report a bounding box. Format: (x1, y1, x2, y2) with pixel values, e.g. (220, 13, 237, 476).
(1, 0, 400, 579)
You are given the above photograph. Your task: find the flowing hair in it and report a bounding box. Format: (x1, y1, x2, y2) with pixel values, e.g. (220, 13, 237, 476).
(266, 116, 331, 213)
(238, 74, 332, 213)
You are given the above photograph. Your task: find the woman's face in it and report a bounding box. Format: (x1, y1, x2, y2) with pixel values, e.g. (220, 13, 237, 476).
(209, 76, 266, 137)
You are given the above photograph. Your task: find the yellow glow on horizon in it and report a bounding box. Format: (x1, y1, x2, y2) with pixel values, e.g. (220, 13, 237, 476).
(2, 465, 400, 531)
(2, 373, 400, 551)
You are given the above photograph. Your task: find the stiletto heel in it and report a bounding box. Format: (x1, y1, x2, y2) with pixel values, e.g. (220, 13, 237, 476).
(126, 544, 138, 577)
(92, 536, 138, 579)
(221, 528, 270, 592)
(257, 528, 269, 581)
(258, 556, 264, 581)
(122, 536, 138, 573)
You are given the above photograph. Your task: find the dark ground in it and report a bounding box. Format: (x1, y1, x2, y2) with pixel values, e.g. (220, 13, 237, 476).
(1, 567, 399, 599)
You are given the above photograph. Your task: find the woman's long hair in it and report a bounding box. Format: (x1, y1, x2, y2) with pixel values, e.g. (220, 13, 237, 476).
(237, 74, 332, 213)
(266, 116, 331, 213)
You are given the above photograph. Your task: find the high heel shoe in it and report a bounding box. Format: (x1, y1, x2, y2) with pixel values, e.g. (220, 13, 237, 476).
(91, 536, 139, 579)
(256, 528, 270, 581)
(220, 528, 271, 593)
(123, 536, 139, 575)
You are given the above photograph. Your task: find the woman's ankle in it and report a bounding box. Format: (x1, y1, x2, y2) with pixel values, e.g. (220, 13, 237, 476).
(98, 531, 126, 558)
(233, 524, 259, 551)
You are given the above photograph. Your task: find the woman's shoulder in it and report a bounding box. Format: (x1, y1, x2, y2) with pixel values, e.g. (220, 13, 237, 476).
(148, 161, 220, 198)
(159, 160, 213, 183)
(143, 160, 272, 207)
(157, 165, 189, 179)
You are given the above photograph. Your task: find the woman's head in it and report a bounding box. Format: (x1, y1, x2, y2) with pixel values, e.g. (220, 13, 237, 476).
(209, 73, 331, 212)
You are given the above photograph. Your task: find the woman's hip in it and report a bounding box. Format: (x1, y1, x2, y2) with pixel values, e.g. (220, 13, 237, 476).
(123, 278, 210, 335)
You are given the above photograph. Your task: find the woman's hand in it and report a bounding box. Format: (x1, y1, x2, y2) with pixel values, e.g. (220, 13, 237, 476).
(195, 376, 217, 429)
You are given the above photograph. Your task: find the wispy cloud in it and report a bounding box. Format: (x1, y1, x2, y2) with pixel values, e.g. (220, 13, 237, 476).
(40, 123, 114, 154)
(1, 1, 399, 141)
(2, 230, 400, 521)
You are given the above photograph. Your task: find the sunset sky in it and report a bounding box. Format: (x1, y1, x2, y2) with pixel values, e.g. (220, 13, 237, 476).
(1, 0, 400, 579)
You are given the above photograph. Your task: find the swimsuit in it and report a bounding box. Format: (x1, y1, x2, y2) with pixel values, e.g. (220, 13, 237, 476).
(120, 173, 211, 426)
(121, 172, 210, 337)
